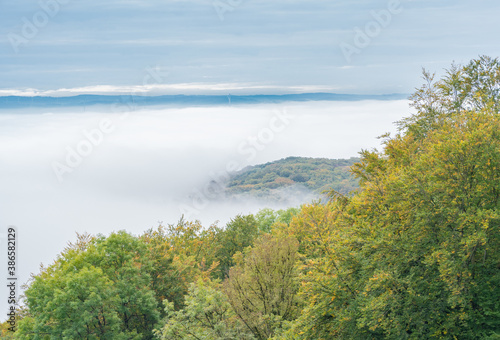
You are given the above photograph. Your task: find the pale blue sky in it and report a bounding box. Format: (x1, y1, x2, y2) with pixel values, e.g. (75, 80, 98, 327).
(1, 0, 499, 95)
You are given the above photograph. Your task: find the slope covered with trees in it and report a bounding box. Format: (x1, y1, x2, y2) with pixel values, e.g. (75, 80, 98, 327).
(7, 57, 500, 339)
(225, 157, 359, 198)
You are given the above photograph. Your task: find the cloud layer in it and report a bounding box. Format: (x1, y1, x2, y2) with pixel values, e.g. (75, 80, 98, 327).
(0, 100, 409, 309)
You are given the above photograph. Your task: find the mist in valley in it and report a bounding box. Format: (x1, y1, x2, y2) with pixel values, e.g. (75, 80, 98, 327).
(0, 99, 410, 312)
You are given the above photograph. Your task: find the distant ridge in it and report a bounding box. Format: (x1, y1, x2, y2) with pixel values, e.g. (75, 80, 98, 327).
(0, 93, 408, 109)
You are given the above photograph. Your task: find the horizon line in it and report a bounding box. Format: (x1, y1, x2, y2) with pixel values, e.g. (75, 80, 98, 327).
(0, 92, 410, 109)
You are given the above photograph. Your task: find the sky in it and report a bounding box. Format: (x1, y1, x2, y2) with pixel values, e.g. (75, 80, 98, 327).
(1, 0, 499, 95)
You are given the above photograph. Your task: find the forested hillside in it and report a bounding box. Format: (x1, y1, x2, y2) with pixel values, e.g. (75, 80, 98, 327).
(4, 57, 500, 339)
(225, 157, 359, 198)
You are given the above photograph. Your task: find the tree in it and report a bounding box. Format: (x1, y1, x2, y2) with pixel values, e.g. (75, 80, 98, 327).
(18, 266, 126, 340)
(211, 214, 261, 279)
(358, 57, 500, 338)
(141, 218, 221, 311)
(254, 207, 300, 234)
(17, 231, 160, 339)
(353, 106, 500, 338)
(224, 234, 300, 340)
(282, 56, 500, 339)
(155, 279, 254, 340)
(276, 199, 368, 340)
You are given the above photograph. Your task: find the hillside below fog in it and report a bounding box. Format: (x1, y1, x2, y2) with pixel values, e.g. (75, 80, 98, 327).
(224, 156, 359, 202)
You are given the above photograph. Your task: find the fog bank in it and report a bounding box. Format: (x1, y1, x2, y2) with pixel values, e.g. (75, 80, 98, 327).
(0, 100, 410, 313)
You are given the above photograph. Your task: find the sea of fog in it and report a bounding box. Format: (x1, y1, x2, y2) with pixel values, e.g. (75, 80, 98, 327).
(0, 100, 411, 314)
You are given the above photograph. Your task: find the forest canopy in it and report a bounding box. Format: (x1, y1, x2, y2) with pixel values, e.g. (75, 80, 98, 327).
(6, 56, 500, 339)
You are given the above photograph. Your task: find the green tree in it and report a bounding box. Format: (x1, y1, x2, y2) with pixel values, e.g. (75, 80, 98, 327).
(155, 279, 254, 340)
(142, 218, 222, 310)
(211, 214, 260, 279)
(224, 234, 300, 340)
(17, 231, 160, 339)
(254, 207, 300, 234)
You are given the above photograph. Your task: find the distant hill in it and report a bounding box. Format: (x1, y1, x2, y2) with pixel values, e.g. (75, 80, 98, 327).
(224, 157, 359, 202)
(0, 93, 408, 109)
